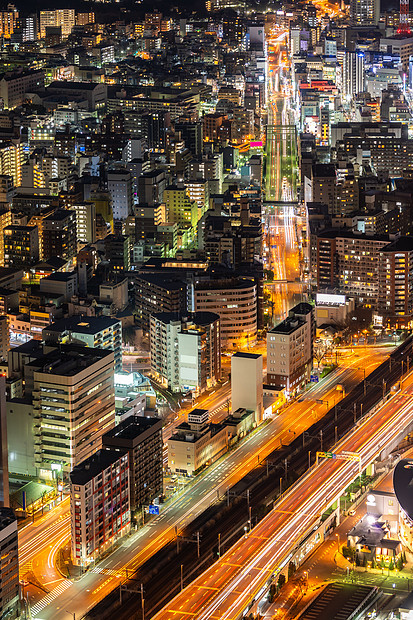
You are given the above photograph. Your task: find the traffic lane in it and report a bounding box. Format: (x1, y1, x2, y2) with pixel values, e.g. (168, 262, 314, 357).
(153, 382, 413, 619)
(31, 358, 390, 616)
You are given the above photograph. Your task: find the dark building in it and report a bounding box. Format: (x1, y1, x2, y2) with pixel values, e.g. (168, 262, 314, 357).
(104, 233, 131, 272)
(134, 273, 187, 332)
(4, 225, 39, 268)
(0, 507, 19, 619)
(0, 376, 8, 508)
(102, 416, 163, 512)
(42, 209, 76, 262)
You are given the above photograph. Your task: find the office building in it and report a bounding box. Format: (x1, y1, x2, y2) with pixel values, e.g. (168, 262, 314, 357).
(102, 416, 163, 512)
(267, 304, 314, 393)
(43, 316, 123, 372)
(164, 184, 198, 227)
(0, 508, 18, 619)
(343, 51, 365, 101)
(7, 343, 115, 478)
(3, 225, 39, 268)
(42, 209, 76, 262)
(231, 352, 263, 425)
(150, 312, 221, 394)
(70, 449, 130, 566)
(193, 278, 257, 348)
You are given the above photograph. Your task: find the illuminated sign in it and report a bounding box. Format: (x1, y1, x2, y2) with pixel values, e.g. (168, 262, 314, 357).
(316, 293, 346, 305)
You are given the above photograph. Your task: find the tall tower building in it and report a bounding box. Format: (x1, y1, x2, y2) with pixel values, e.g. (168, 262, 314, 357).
(343, 51, 365, 100)
(350, 0, 380, 24)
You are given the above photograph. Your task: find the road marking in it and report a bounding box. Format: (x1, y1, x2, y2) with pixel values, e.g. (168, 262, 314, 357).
(31, 580, 71, 617)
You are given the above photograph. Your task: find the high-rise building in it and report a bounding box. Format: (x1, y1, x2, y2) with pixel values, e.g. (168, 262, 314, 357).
(231, 352, 263, 425)
(42, 209, 76, 262)
(0, 141, 23, 185)
(343, 51, 365, 101)
(378, 237, 413, 327)
(0, 376, 8, 507)
(43, 316, 123, 372)
(70, 449, 130, 566)
(193, 278, 258, 348)
(104, 233, 131, 272)
(350, 0, 380, 25)
(267, 304, 314, 394)
(135, 273, 187, 333)
(7, 343, 115, 478)
(71, 202, 96, 244)
(0, 507, 19, 619)
(0, 7, 18, 38)
(3, 225, 39, 268)
(107, 169, 134, 221)
(39, 9, 75, 38)
(137, 169, 167, 206)
(150, 312, 221, 394)
(102, 415, 163, 512)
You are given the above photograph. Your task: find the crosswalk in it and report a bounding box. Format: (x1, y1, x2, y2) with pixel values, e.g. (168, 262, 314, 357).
(90, 566, 123, 576)
(31, 580, 72, 618)
(19, 561, 33, 576)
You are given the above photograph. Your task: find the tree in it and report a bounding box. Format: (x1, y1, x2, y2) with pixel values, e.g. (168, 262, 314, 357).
(268, 583, 276, 603)
(362, 555, 367, 569)
(389, 559, 395, 571)
(371, 557, 376, 569)
(288, 561, 296, 578)
(277, 574, 286, 590)
(396, 556, 404, 571)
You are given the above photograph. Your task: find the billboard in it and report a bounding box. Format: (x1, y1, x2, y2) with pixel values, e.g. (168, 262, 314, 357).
(316, 293, 346, 305)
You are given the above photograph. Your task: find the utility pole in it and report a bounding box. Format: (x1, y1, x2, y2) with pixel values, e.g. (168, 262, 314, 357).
(320, 429, 323, 452)
(308, 450, 311, 470)
(180, 564, 184, 591)
(141, 583, 145, 620)
(197, 531, 200, 558)
(353, 402, 356, 424)
(218, 533, 221, 558)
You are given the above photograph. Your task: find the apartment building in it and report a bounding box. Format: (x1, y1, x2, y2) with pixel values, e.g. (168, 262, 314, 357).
(0, 70, 44, 109)
(70, 449, 130, 566)
(3, 225, 39, 268)
(316, 231, 392, 303)
(7, 343, 115, 478)
(39, 9, 75, 38)
(378, 237, 413, 327)
(43, 316, 122, 372)
(150, 311, 221, 394)
(0, 508, 19, 619)
(193, 278, 257, 348)
(267, 303, 314, 393)
(71, 202, 96, 245)
(42, 209, 77, 262)
(102, 416, 163, 512)
(134, 273, 187, 332)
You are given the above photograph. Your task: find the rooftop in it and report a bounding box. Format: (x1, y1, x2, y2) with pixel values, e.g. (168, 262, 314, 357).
(232, 352, 262, 359)
(44, 315, 120, 336)
(103, 415, 162, 443)
(70, 449, 126, 486)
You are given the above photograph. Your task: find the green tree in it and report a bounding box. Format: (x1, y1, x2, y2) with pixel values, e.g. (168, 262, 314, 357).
(396, 556, 404, 571)
(268, 583, 276, 603)
(389, 559, 395, 571)
(380, 558, 385, 569)
(277, 574, 286, 590)
(371, 557, 376, 569)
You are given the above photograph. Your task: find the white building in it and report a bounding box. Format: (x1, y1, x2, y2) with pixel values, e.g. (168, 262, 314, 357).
(70, 449, 130, 566)
(150, 312, 221, 395)
(72, 202, 96, 244)
(343, 51, 365, 101)
(108, 169, 133, 221)
(231, 352, 263, 425)
(42, 315, 123, 372)
(267, 303, 314, 394)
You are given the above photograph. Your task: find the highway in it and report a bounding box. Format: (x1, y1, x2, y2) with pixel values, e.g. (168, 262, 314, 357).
(25, 347, 388, 620)
(152, 371, 413, 620)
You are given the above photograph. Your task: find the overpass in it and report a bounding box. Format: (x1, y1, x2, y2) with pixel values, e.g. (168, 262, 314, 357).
(152, 375, 413, 620)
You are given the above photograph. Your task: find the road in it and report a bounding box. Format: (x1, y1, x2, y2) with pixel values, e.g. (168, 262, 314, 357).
(151, 371, 413, 620)
(25, 346, 390, 620)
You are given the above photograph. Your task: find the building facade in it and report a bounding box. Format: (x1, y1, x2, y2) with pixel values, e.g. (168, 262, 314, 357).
(150, 311, 221, 394)
(0, 508, 19, 619)
(70, 449, 130, 566)
(102, 415, 163, 512)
